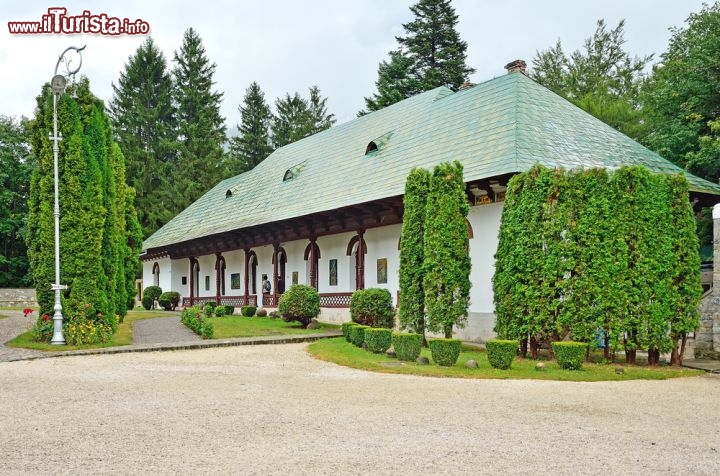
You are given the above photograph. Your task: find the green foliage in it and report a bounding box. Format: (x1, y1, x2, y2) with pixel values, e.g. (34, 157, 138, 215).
(350, 288, 395, 328)
(423, 161, 470, 338)
(144, 286, 163, 302)
(364, 328, 393, 353)
(641, 3, 720, 183)
(220, 305, 235, 316)
(398, 168, 430, 335)
(531, 19, 651, 139)
(228, 81, 274, 174)
(157, 291, 180, 311)
(214, 305, 227, 317)
(362, 0, 475, 113)
(109, 37, 177, 238)
(551, 342, 588, 370)
(241, 305, 257, 317)
(493, 165, 701, 364)
(172, 28, 227, 212)
(272, 87, 335, 148)
(141, 295, 154, 311)
(203, 302, 217, 314)
(391, 332, 423, 361)
(348, 324, 368, 347)
(428, 338, 461, 366)
(0, 116, 35, 287)
(342, 321, 357, 341)
(181, 306, 214, 339)
(278, 284, 320, 328)
(485, 340, 519, 370)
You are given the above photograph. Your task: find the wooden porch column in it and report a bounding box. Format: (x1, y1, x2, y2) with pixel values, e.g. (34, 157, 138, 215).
(357, 229, 365, 290)
(215, 252, 222, 305)
(309, 237, 318, 290)
(243, 248, 250, 305)
(189, 256, 196, 305)
(272, 243, 280, 299)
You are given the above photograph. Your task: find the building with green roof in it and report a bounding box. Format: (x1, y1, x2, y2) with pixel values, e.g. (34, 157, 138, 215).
(141, 63, 720, 341)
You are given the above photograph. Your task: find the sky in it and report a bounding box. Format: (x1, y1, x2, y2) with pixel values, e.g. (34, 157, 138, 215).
(0, 0, 709, 127)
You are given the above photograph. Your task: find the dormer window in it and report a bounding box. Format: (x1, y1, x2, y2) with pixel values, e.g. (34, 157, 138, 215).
(226, 189, 233, 198)
(365, 141, 378, 155)
(283, 160, 308, 182)
(365, 131, 393, 156)
(283, 169, 294, 181)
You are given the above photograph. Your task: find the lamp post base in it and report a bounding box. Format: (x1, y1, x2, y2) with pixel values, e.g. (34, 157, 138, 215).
(50, 286, 65, 345)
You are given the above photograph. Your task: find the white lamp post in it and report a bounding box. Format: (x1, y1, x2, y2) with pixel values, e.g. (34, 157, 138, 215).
(49, 45, 85, 345)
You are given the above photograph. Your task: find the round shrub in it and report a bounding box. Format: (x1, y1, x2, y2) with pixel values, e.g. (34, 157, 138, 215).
(222, 305, 235, 316)
(350, 288, 395, 328)
(342, 321, 357, 341)
(392, 333, 423, 361)
(428, 338, 462, 366)
(256, 307, 267, 317)
(143, 285, 162, 303)
(214, 305, 227, 317)
(485, 340, 519, 369)
(364, 328, 393, 353)
(141, 295, 154, 311)
(241, 305, 257, 317)
(552, 341, 588, 370)
(278, 284, 320, 328)
(348, 325, 369, 347)
(157, 291, 181, 311)
(203, 302, 217, 315)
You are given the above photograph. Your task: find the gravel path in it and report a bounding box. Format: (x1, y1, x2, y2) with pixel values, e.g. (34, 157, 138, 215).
(0, 344, 718, 475)
(0, 311, 44, 361)
(132, 316, 200, 345)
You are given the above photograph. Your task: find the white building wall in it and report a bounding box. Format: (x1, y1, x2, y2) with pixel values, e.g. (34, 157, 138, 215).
(283, 239, 308, 289)
(142, 257, 172, 293)
(364, 224, 402, 305)
(254, 245, 274, 295)
(171, 259, 188, 299)
(196, 254, 215, 298)
(224, 249, 245, 295)
(316, 232, 356, 293)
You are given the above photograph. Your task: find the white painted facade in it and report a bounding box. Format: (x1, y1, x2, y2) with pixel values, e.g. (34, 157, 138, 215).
(142, 202, 504, 342)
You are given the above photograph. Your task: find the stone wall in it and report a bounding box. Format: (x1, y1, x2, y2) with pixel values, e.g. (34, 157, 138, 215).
(696, 204, 720, 359)
(0, 288, 37, 307)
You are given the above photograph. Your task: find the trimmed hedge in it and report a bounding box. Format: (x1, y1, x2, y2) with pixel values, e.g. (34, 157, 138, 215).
(485, 340, 519, 369)
(552, 341, 588, 370)
(342, 321, 357, 341)
(181, 306, 214, 339)
(392, 333, 423, 361)
(241, 305, 257, 317)
(142, 285, 162, 310)
(214, 305, 235, 317)
(157, 291, 180, 311)
(350, 288, 396, 328)
(364, 328, 393, 353)
(428, 338, 462, 366)
(203, 302, 217, 316)
(348, 325, 369, 347)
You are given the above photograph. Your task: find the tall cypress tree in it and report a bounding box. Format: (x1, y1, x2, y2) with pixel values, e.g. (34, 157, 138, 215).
(228, 81, 274, 174)
(423, 161, 470, 338)
(398, 168, 430, 337)
(172, 27, 227, 210)
(362, 0, 474, 113)
(109, 37, 177, 238)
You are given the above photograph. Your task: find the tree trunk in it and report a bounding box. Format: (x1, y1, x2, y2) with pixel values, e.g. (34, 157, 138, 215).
(520, 338, 528, 358)
(530, 336, 539, 359)
(603, 332, 610, 360)
(647, 348, 660, 366)
(625, 348, 636, 365)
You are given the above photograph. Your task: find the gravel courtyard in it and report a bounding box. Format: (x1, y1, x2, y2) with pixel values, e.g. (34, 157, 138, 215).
(0, 343, 718, 475)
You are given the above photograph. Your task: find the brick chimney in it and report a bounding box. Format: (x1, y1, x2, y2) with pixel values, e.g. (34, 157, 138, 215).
(504, 59, 527, 75)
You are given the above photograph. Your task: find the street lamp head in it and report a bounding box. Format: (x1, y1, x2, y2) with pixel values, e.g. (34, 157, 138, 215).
(51, 74, 67, 95)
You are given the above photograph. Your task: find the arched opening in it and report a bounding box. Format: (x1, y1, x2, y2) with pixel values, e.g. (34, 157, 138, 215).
(215, 255, 227, 297)
(192, 260, 200, 298)
(152, 262, 160, 287)
(304, 241, 321, 289)
(273, 247, 287, 294)
(283, 169, 294, 181)
(365, 141, 378, 155)
(248, 251, 258, 295)
(346, 234, 367, 290)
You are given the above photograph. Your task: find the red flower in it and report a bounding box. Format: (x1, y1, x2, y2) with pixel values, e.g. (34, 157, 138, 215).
(23, 308, 34, 317)
(42, 314, 51, 321)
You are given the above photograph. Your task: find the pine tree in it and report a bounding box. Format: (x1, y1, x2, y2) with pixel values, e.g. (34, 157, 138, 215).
(0, 116, 35, 287)
(531, 20, 651, 139)
(398, 168, 430, 337)
(228, 81, 274, 174)
(308, 85, 336, 133)
(272, 92, 312, 149)
(109, 37, 177, 238)
(172, 28, 227, 210)
(423, 161, 470, 338)
(362, 0, 474, 113)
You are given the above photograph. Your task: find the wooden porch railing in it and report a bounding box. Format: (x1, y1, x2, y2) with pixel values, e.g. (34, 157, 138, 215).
(182, 295, 257, 308)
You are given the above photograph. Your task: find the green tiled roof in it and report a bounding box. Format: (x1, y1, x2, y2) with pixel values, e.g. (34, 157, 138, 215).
(143, 72, 720, 251)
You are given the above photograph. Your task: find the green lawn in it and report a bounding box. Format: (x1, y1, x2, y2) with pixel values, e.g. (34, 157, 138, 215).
(307, 337, 703, 381)
(210, 316, 339, 339)
(7, 310, 172, 351)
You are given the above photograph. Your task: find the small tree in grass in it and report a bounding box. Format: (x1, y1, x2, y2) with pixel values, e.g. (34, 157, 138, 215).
(423, 161, 470, 338)
(398, 168, 430, 338)
(278, 284, 320, 328)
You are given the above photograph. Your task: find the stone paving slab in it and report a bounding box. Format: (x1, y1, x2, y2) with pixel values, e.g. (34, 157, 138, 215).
(0, 310, 44, 361)
(132, 316, 200, 345)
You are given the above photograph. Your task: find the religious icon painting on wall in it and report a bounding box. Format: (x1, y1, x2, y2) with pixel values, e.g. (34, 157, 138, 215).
(230, 273, 241, 290)
(329, 259, 338, 286)
(377, 258, 387, 284)
(292, 271, 298, 285)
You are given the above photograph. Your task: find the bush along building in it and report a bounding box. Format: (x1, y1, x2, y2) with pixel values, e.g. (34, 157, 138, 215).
(140, 61, 720, 342)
